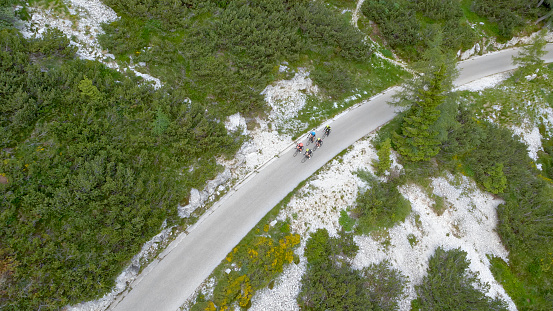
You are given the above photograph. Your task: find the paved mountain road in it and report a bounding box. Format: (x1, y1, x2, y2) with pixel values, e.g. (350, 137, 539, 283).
(110, 44, 553, 311)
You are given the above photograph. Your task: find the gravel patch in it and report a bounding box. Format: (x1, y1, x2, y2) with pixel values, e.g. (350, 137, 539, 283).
(510, 122, 543, 161)
(261, 68, 319, 133)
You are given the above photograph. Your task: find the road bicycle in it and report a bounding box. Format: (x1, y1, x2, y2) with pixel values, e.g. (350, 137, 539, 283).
(322, 127, 331, 139)
(293, 145, 303, 157)
(301, 152, 312, 163)
(313, 140, 322, 151)
(306, 134, 315, 145)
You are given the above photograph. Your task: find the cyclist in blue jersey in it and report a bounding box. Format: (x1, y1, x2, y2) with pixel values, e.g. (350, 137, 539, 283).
(308, 130, 316, 143)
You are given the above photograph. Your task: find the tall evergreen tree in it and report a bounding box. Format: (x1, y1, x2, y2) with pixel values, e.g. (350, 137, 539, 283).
(392, 29, 458, 162)
(512, 29, 548, 78)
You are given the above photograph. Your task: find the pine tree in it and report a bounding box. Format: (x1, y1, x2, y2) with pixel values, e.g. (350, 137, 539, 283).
(393, 64, 448, 161)
(392, 29, 458, 162)
(152, 108, 170, 136)
(512, 30, 548, 78)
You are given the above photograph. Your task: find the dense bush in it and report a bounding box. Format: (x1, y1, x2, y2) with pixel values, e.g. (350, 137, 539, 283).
(0, 28, 239, 310)
(193, 220, 300, 310)
(361, 261, 407, 311)
(361, 0, 496, 59)
(352, 171, 411, 234)
(413, 247, 507, 310)
(99, 0, 373, 115)
(299, 229, 406, 310)
(471, 0, 543, 38)
(310, 61, 354, 99)
(361, 0, 421, 48)
(437, 104, 553, 309)
(414, 0, 462, 21)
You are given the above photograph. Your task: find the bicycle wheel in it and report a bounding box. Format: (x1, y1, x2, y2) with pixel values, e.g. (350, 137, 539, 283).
(301, 155, 308, 163)
(293, 149, 300, 157)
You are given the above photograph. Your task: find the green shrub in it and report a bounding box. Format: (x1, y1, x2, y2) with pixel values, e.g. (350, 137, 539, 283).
(0, 4, 15, 30)
(311, 61, 355, 99)
(361, 261, 407, 311)
(471, 0, 543, 39)
(481, 163, 507, 194)
(374, 138, 392, 176)
(0, 29, 240, 310)
(299, 228, 371, 310)
(362, 0, 421, 48)
(300, 229, 405, 310)
(352, 171, 411, 234)
(338, 209, 355, 232)
(99, 0, 373, 116)
(414, 0, 462, 21)
(416, 247, 507, 310)
(298, 260, 373, 310)
(304, 229, 333, 266)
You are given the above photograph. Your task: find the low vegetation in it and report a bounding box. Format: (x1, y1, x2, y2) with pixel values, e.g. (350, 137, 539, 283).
(0, 26, 239, 310)
(298, 228, 406, 311)
(351, 171, 411, 234)
(2, 0, 553, 309)
(98, 0, 378, 117)
(411, 247, 507, 310)
(361, 0, 548, 60)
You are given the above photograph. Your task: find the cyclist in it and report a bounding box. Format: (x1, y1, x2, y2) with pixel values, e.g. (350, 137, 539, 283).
(324, 125, 331, 136)
(305, 148, 313, 159)
(309, 130, 316, 142)
(315, 137, 323, 148)
(296, 142, 304, 152)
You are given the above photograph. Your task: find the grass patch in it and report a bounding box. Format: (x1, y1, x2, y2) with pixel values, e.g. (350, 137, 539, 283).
(488, 255, 539, 309)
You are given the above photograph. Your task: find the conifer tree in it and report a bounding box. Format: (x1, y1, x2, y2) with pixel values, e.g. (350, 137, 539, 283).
(392, 29, 458, 162)
(512, 29, 548, 78)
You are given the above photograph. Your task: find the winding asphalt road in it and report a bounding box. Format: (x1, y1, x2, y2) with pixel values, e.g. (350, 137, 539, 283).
(110, 44, 553, 311)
